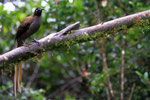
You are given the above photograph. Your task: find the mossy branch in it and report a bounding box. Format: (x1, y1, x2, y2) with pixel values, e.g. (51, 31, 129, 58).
(0, 10, 150, 66)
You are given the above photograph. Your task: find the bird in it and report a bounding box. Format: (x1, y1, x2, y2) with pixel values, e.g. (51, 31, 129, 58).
(14, 7, 44, 96)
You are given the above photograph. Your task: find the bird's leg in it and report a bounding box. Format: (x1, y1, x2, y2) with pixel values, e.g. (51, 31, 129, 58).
(30, 37, 40, 46)
(22, 41, 29, 47)
(32, 38, 38, 43)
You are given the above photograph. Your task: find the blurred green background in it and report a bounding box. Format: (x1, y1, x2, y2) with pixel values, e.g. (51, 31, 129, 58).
(0, 0, 150, 99)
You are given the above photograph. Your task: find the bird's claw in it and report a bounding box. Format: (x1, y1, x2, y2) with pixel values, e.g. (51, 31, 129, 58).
(22, 41, 29, 47)
(32, 39, 40, 46)
(54, 33, 63, 37)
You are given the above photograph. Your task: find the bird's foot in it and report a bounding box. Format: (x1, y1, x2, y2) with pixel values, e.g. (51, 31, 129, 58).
(32, 38, 38, 42)
(22, 41, 29, 47)
(54, 32, 63, 37)
(32, 39, 40, 46)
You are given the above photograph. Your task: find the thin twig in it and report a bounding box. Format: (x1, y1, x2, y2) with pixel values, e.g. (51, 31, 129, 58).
(121, 32, 126, 100)
(47, 76, 82, 98)
(26, 64, 40, 88)
(128, 83, 135, 100)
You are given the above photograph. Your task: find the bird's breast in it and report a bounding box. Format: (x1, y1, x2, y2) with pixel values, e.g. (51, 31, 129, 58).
(19, 16, 41, 40)
(29, 17, 41, 33)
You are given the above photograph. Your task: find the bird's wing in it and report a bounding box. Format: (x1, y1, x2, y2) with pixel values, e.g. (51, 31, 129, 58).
(16, 16, 34, 40)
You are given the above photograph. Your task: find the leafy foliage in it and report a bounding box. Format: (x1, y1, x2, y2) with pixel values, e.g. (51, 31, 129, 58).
(0, 82, 45, 99)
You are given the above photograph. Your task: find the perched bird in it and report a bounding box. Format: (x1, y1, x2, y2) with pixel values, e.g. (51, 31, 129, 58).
(14, 7, 44, 96)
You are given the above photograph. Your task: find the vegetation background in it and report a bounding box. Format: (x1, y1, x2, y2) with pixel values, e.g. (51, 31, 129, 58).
(0, 0, 150, 99)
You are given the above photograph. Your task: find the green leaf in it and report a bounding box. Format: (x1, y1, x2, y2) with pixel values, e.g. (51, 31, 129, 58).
(136, 71, 143, 78)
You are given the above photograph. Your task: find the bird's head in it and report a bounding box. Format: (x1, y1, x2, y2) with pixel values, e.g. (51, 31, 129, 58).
(33, 8, 44, 16)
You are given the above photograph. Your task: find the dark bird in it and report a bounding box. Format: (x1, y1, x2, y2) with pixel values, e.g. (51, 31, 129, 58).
(14, 7, 44, 96)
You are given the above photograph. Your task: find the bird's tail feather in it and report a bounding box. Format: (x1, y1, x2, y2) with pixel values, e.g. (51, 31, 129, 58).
(18, 61, 22, 93)
(14, 61, 22, 96)
(14, 65, 18, 96)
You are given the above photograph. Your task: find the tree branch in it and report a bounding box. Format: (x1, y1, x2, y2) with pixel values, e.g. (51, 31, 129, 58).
(0, 10, 150, 66)
(120, 32, 126, 100)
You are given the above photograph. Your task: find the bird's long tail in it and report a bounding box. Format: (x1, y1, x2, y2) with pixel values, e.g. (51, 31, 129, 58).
(14, 62, 22, 96)
(14, 40, 23, 96)
(14, 64, 17, 96)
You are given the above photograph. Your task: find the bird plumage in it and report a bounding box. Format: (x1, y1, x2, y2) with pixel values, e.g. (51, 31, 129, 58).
(14, 7, 43, 96)
(16, 16, 34, 46)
